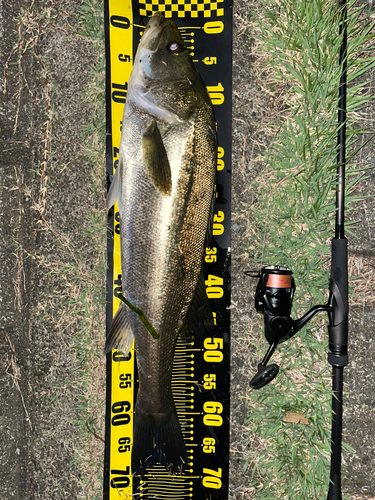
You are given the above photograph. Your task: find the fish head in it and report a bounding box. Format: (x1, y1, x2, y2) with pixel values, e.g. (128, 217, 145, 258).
(128, 13, 209, 123)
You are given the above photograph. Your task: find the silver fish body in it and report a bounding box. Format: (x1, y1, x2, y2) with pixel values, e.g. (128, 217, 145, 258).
(105, 13, 216, 474)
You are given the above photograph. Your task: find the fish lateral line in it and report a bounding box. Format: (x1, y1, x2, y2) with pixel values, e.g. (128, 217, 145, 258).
(118, 293, 160, 340)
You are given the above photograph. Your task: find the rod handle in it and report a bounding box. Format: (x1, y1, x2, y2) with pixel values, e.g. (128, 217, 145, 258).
(328, 238, 348, 366)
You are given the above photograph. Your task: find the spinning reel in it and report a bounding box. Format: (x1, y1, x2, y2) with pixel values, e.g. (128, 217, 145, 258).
(246, 266, 333, 389)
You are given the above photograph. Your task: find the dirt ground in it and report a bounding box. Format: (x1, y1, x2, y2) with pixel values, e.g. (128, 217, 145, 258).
(1, 0, 374, 499)
(0, 0, 104, 498)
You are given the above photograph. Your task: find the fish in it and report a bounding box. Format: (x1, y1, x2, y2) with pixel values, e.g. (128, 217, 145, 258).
(105, 12, 217, 475)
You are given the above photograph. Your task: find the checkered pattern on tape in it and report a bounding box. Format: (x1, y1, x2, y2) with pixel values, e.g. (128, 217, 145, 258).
(139, 0, 224, 19)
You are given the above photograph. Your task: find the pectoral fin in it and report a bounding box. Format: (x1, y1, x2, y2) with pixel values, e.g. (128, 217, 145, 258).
(142, 120, 172, 196)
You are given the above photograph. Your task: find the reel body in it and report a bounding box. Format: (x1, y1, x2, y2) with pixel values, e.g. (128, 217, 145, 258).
(254, 266, 295, 345)
(247, 266, 332, 389)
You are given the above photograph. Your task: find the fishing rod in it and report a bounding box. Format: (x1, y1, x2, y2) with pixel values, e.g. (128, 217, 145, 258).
(246, 1, 348, 498)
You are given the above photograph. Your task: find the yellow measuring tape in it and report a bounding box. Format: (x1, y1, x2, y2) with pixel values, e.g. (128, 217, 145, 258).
(104, 1, 232, 498)
(106, 3, 134, 497)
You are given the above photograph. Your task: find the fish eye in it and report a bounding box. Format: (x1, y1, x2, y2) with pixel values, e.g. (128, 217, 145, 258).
(168, 41, 184, 54)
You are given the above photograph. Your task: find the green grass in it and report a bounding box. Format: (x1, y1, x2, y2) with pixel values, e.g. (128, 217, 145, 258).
(241, 0, 375, 498)
(68, 1, 107, 497)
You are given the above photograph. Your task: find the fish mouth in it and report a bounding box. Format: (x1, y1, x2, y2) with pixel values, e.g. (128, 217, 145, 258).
(140, 13, 167, 49)
(130, 13, 168, 85)
(147, 12, 164, 31)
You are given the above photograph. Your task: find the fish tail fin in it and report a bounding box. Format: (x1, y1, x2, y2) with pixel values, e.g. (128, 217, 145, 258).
(104, 301, 134, 355)
(132, 405, 188, 476)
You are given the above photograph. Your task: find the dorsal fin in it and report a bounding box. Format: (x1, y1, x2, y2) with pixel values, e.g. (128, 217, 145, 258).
(179, 271, 214, 340)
